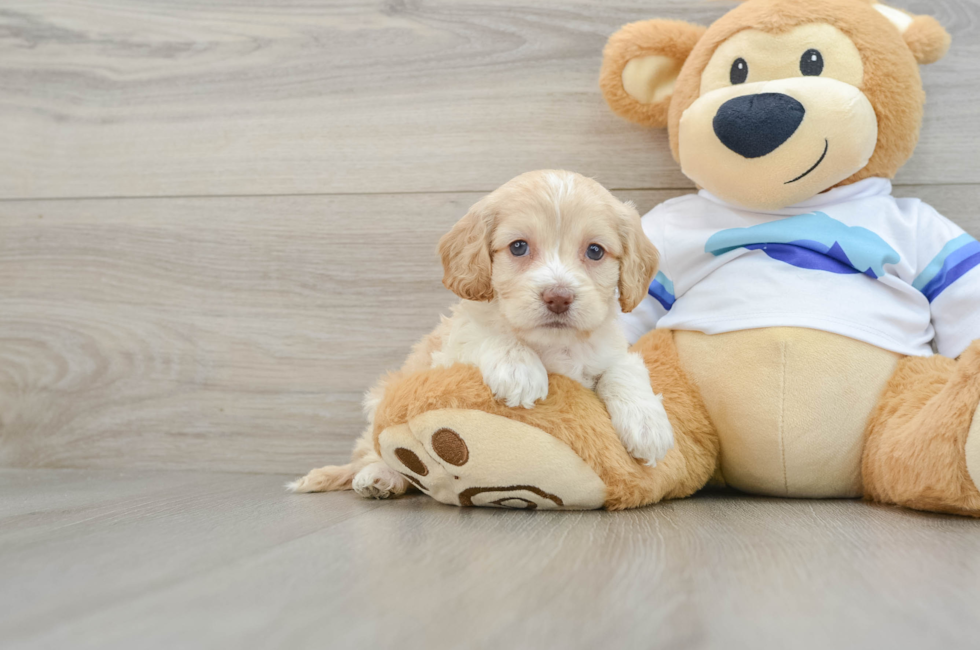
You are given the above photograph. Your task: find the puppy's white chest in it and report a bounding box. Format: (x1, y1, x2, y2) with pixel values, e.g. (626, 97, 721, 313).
(537, 344, 600, 389)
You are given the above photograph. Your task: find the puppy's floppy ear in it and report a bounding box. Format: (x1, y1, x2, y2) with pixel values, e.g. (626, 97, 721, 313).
(600, 19, 706, 128)
(616, 201, 659, 313)
(438, 197, 495, 302)
(874, 3, 951, 65)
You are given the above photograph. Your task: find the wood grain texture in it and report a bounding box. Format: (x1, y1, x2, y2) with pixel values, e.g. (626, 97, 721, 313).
(1, 469, 979, 650)
(0, 189, 685, 472)
(1, 186, 977, 473)
(0, 0, 977, 199)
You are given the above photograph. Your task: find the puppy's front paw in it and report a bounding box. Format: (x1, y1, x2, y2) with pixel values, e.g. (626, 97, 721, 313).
(482, 357, 550, 409)
(609, 394, 675, 466)
(352, 463, 408, 499)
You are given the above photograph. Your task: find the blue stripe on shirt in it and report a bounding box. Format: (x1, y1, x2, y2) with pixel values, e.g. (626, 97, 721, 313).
(648, 271, 676, 310)
(913, 234, 980, 303)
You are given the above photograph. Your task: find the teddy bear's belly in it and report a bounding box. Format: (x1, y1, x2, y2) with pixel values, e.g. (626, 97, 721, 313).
(674, 327, 902, 498)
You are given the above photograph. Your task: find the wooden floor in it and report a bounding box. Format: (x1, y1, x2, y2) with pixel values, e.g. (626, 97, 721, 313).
(3, 469, 979, 650)
(2, 1, 980, 647)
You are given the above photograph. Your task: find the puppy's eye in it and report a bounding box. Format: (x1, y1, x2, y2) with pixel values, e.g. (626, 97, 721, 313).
(586, 244, 604, 261)
(730, 58, 748, 84)
(800, 49, 823, 76)
(509, 240, 529, 256)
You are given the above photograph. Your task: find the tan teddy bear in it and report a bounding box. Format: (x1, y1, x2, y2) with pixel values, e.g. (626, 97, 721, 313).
(598, 0, 979, 515)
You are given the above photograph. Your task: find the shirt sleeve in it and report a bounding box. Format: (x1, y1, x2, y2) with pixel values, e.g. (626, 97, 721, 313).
(620, 205, 676, 345)
(913, 203, 980, 358)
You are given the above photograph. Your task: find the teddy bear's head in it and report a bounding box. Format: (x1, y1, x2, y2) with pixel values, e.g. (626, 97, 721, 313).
(600, 0, 951, 210)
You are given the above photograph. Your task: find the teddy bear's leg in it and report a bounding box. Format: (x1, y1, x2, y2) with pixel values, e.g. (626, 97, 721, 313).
(370, 329, 720, 510)
(862, 340, 980, 516)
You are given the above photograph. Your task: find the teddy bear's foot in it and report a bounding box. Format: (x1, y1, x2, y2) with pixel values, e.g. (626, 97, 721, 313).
(368, 335, 720, 510)
(377, 412, 608, 510)
(863, 340, 980, 517)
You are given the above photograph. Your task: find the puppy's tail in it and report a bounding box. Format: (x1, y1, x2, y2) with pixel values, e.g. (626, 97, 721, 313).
(286, 463, 357, 493)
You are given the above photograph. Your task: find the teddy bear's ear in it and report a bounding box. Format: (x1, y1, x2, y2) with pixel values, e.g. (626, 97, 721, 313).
(874, 3, 951, 65)
(600, 19, 707, 128)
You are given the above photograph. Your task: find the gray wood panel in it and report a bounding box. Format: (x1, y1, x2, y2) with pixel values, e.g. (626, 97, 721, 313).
(0, 0, 976, 199)
(1, 469, 979, 650)
(0, 186, 977, 473)
(0, 189, 685, 472)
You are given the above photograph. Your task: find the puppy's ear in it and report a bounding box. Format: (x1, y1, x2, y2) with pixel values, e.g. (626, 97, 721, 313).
(874, 3, 951, 64)
(616, 201, 659, 313)
(600, 19, 706, 128)
(438, 198, 495, 302)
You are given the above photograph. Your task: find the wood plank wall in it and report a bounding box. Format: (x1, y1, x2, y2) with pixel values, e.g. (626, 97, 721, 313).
(1, 0, 978, 472)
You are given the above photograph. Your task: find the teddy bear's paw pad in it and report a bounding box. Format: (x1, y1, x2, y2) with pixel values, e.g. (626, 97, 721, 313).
(967, 402, 980, 492)
(381, 408, 606, 510)
(377, 424, 459, 506)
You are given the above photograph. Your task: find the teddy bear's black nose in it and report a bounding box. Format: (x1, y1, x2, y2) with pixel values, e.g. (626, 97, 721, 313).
(712, 93, 806, 159)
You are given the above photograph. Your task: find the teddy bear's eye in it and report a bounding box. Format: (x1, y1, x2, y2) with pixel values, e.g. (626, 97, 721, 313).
(730, 58, 748, 84)
(800, 49, 824, 76)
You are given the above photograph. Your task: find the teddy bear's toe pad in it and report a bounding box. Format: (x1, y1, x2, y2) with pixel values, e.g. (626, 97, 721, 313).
(378, 409, 607, 509)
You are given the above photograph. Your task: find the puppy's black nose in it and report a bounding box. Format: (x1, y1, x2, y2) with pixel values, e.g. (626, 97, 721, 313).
(712, 93, 805, 159)
(542, 288, 574, 314)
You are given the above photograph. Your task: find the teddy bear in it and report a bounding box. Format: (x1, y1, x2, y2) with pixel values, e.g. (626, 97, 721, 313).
(308, 0, 980, 515)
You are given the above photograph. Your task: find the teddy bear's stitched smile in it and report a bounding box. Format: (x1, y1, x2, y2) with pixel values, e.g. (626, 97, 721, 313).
(785, 139, 830, 184)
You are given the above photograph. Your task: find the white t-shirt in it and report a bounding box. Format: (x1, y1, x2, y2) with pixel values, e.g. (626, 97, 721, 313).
(621, 178, 980, 358)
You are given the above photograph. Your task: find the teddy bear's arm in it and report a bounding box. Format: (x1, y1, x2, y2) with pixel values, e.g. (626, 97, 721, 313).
(912, 203, 980, 358)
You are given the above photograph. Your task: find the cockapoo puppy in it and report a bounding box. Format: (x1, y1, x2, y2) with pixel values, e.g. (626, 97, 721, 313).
(290, 170, 674, 498)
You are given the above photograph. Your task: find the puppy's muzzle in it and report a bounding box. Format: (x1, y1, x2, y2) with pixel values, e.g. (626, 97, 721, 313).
(542, 288, 574, 314)
(713, 93, 805, 159)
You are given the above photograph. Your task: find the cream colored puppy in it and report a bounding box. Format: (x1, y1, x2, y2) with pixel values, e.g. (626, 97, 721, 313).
(290, 170, 673, 498)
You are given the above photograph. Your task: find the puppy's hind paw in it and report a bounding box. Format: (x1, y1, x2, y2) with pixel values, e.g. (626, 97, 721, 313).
(352, 463, 409, 499)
